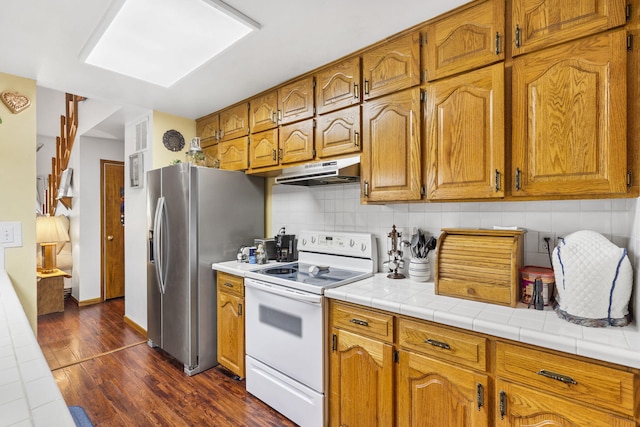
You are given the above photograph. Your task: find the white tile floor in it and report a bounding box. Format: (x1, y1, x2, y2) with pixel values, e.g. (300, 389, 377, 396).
(0, 271, 74, 427)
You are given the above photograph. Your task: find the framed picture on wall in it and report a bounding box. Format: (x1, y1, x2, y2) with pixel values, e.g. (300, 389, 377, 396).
(129, 152, 143, 188)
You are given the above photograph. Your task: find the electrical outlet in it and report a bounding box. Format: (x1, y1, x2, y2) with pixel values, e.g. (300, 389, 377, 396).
(538, 232, 556, 253)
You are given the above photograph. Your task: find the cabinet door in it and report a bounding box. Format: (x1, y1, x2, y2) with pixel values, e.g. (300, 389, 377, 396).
(397, 351, 489, 427)
(249, 128, 279, 169)
(220, 103, 249, 141)
(425, 63, 504, 200)
(422, 0, 505, 81)
(316, 56, 361, 114)
(363, 32, 420, 100)
(217, 289, 244, 378)
(219, 136, 249, 171)
(362, 88, 421, 202)
(279, 118, 315, 165)
(512, 0, 627, 56)
(278, 76, 315, 125)
(196, 113, 220, 145)
(202, 143, 219, 168)
(495, 380, 635, 427)
(512, 30, 628, 197)
(315, 105, 361, 158)
(250, 90, 278, 134)
(329, 328, 394, 427)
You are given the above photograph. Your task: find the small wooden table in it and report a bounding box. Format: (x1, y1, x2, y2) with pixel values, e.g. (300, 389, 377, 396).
(37, 269, 71, 316)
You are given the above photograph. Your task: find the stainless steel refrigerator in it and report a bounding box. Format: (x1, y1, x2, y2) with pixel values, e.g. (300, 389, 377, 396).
(147, 163, 264, 375)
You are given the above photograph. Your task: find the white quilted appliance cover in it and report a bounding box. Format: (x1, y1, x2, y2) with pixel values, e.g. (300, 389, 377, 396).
(552, 230, 632, 327)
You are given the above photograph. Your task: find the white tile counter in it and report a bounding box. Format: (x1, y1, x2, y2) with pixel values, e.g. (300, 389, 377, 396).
(325, 273, 640, 370)
(0, 270, 74, 427)
(212, 260, 285, 276)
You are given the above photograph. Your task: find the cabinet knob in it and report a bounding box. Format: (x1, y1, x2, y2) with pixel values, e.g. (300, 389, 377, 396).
(107, 235, 114, 241)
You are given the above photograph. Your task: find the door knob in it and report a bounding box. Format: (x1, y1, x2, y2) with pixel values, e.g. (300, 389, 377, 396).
(107, 235, 114, 241)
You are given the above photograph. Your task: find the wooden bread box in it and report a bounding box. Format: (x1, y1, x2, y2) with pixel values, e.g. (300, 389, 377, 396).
(435, 228, 525, 307)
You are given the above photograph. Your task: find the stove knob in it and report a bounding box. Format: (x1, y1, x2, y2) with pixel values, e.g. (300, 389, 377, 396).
(301, 238, 307, 246)
(349, 239, 355, 247)
(311, 236, 316, 243)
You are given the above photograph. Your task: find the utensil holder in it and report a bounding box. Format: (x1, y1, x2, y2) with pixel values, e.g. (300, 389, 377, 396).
(409, 257, 431, 282)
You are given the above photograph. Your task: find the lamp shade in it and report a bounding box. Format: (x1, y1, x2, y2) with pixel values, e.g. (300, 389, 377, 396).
(36, 215, 70, 244)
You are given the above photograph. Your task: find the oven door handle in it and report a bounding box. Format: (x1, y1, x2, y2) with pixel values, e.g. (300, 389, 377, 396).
(245, 279, 323, 304)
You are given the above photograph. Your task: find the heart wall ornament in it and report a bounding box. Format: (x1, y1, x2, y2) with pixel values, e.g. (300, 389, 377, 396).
(1, 91, 31, 114)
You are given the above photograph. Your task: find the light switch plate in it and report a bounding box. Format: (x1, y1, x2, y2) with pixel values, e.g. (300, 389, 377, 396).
(0, 222, 22, 247)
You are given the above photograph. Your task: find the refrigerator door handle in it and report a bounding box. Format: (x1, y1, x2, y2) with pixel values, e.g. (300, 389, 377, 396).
(153, 196, 167, 294)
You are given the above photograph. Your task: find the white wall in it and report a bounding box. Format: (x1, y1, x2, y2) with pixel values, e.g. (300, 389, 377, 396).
(271, 183, 640, 317)
(123, 112, 153, 330)
(71, 135, 124, 301)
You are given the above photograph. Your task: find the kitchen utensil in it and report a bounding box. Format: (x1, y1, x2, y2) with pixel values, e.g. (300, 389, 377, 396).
(424, 236, 437, 257)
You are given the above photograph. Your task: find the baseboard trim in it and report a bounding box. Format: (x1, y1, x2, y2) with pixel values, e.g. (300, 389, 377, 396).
(76, 297, 102, 307)
(124, 315, 147, 338)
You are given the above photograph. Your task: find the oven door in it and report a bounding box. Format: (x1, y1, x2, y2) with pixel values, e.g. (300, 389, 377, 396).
(245, 278, 324, 392)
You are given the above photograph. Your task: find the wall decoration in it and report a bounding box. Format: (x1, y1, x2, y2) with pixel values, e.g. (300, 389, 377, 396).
(129, 152, 143, 188)
(162, 129, 185, 152)
(1, 91, 31, 114)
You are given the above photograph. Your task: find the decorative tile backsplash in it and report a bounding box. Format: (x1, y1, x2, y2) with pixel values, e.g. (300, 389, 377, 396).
(270, 182, 640, 317)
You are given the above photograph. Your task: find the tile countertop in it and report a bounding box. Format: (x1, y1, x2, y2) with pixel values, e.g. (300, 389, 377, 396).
(212, 260, 284, 276)
(324, 273, 640, 370)
(0, 270, 75, 427)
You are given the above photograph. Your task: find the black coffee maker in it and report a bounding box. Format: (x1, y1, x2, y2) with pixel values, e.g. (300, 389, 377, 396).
(275, 230, 296, 262)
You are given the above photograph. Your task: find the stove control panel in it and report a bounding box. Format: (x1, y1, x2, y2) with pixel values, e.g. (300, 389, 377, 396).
(298, 231, 376, 259)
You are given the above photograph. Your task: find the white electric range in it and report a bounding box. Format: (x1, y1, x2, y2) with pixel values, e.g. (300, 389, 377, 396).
(244, 230, 377, 427)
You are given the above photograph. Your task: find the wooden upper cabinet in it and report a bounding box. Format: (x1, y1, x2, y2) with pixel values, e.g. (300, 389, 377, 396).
(424, 62, 505, 200)
(219, 136, 249, 171)
(315, 56, 361, 115)
(362, 32, 420, 100)
(249, 129, 279, 169)
(422, 0, 505, 81)
(202, 143, 219, 168)
(511, 30, 628, 197)
(196, 113, 220, 145)
(278, 76, 315, 125)
(219, 103, 249, 142)
(362, 88, 421, 202)
(315, 105, 361, 158)
(511, 0, 627, 56)
(279, 118, 315, 165)
(250, 90, 278, 134)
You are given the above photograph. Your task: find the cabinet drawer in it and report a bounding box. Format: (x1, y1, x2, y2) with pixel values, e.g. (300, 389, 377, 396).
(217, 272, 244, 297)
(398, 318, 487, 371)
(496, 341, 636, 416)
(331, 302, 394, 343)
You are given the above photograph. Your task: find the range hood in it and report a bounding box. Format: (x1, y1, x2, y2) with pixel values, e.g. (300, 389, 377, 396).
(274, 156, 360, 186)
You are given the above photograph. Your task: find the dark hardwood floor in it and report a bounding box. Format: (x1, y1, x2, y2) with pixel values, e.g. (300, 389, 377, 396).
(37, 298, 297, 426)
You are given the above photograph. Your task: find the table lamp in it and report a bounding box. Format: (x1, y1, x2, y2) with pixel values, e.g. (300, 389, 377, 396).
(36, 215, 70, 273)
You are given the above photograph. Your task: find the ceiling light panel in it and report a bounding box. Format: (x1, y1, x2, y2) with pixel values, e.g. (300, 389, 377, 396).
(81, 0, 259, 87)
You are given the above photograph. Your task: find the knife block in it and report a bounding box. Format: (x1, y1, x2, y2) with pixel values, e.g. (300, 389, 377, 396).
(435, 228, 525, 307)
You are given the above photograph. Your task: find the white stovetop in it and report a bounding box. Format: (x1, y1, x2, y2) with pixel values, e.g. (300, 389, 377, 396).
(324, 273, 640, 370)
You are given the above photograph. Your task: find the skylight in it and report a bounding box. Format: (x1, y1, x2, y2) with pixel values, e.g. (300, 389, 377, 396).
(80, 0, 259, 87)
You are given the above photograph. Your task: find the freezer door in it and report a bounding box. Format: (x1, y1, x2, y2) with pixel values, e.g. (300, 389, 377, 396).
(161, 163, 198, 369)
(146, 168, 162, 347)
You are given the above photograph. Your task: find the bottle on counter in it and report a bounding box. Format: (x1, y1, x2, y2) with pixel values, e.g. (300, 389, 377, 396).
(256, 243, 267, 264)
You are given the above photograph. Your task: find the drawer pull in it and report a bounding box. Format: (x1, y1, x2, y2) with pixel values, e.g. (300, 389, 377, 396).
(224, 282, 234, 288)
(350, 318, 369, 327)
(425, 338, 451, 350)
(537, 369, 578, 385)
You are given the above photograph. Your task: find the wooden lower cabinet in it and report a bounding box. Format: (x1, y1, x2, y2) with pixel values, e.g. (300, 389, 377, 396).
(216, 272, 245, 378)
(329, 300, 640, 427)
(496, 380, 634, 427)
(329, 328, 394, 427)
(397, 351, 489, 427)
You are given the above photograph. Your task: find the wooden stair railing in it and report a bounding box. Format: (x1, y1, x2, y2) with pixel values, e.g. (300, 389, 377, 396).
(47, 93, 82, 215)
